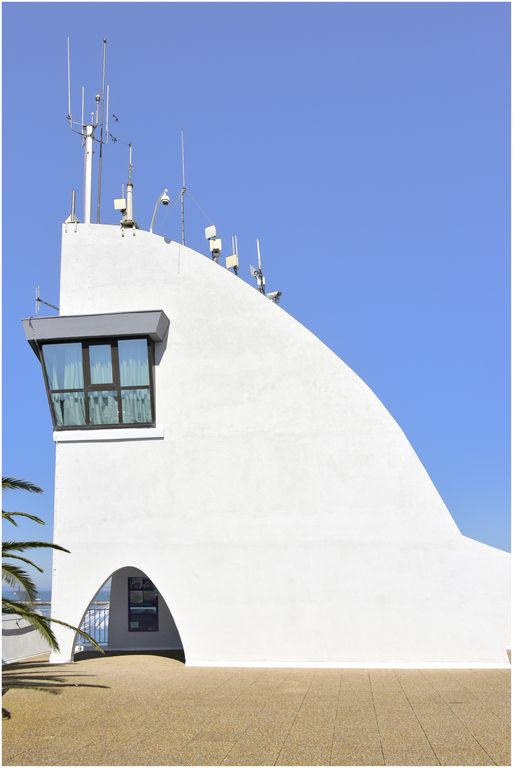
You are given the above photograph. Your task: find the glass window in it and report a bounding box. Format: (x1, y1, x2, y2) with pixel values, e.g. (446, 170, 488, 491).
(88, 391, 120, 425)
(89, 345, 113, 385)
(51, 392, 86, 426)
(121, 388, 152, 424)
(41, 338, 154, 430)
(118, 339, 150, 386)
(43, 343, 84, 390)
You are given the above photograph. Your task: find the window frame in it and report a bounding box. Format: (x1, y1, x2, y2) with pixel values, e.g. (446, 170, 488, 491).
(41, 335, 156, 431)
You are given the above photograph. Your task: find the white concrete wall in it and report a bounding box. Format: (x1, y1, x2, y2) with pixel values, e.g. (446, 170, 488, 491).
(108, 567, 183, 651)
(2, 615, 51, 663)
(47, 224, 510, 666)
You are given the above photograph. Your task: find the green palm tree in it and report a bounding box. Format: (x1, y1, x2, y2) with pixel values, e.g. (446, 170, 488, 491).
(2, 477, 103, 653)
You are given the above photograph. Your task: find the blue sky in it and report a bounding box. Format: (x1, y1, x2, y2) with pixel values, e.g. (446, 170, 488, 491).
(3, 2, 510, 590)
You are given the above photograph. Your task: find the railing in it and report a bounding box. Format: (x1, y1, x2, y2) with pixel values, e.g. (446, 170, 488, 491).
(10, 601, 110, 649)
(78, 603, 109, 648)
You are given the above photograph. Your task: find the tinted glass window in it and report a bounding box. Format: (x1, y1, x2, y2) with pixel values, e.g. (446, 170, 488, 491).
(118, 339, 150, 386)
(89, 345, 113, 385)
(43, 343, 84, 390)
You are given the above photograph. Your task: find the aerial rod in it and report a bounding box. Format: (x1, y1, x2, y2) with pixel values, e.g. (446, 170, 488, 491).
(249, 238, 265, 293)
(35, 286, 59, 314)
(66, 37, 72, 125)
(96, 38, 107, 223)
(180, 130, 186, 245)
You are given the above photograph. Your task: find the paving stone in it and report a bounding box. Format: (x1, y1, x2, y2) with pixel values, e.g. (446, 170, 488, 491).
(3, 657, 510, 766)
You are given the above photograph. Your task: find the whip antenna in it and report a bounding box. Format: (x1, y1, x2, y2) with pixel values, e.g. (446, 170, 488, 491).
(180, 130, 186, 245)
(66, 37, 72, 126)
(96, 38, 107, 223)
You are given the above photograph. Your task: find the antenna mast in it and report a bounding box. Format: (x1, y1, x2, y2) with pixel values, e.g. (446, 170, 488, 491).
(66, 37, 111, 225)
(96, 39, 107, 223)
(180, 130, 186, 245)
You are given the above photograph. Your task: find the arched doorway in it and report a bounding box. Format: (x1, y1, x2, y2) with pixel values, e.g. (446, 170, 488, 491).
(74, 566, 185, 661)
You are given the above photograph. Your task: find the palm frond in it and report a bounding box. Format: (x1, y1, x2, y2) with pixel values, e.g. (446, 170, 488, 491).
(3, 541, 70, 555)
(45, 617, 105, 654)
(2, 600, 105, 654)
(2, 564, 38, 601)
(2, 599, 59, 650)
(2, 510, 46, 527)
(1, 553, 44, 572)
(2, 477, 43, 494)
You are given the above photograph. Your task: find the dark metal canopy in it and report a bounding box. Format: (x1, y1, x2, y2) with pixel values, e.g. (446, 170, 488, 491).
(22, 310, 170, 355)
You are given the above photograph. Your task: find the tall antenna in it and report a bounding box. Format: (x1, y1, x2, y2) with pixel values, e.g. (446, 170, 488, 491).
(180, 130, 186, 245)
(66, 37, 72, 126)
(250, 239, 265, 293)
(66, 38, 111, 224)
(249, 239, 282, 302)
(96, 39, 107, 223)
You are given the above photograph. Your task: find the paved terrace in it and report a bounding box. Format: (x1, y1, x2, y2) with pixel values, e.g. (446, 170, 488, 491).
(2, 655, 510, 766)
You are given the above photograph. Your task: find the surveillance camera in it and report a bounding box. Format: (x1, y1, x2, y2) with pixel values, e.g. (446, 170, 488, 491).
(161, 190, 171, 206)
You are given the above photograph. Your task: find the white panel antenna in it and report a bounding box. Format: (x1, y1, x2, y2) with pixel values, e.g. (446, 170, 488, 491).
(226, 235, 239, 274)
(205, 226, 222, 262)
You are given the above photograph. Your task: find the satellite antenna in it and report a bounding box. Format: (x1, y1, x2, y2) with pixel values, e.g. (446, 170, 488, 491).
(180, 130, 186, 245)
(205, 225, 222, 262)
(35, 286, 59, 314)
(225, 235, 239, 275)
(66, 37, 111, 225)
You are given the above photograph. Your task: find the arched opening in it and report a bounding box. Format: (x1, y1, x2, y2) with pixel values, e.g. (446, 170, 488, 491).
(73, 566, 185, 662)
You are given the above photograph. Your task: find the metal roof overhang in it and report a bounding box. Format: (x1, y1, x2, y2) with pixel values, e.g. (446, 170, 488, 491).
(22, 310, 170, 355)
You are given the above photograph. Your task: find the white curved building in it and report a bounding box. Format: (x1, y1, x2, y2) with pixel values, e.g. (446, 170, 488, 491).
(24, 223, 510, 667)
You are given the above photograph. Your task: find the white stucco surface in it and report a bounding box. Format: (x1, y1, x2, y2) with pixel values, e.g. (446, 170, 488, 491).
(2, 615, 51, 663)
(46, 224, 509, 666)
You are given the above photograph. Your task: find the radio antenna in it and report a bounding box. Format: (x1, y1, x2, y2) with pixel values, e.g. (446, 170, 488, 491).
(249, 239, 265, 293)
(66, 37, 72, 126)
(35, 286, 59, 314)
(226, 235, 239, 275)
(180, 130, 186, 245)
(96, 39, 107, 223)
(66, 37, 112, 224)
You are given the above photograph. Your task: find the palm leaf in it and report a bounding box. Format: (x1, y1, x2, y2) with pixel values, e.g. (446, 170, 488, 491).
(2, 564, 38, 601)
(2, 511, 46, 527)
(3, 599, 104, 654)
(3, 541, 70, 555)
(2, 477, 43, 494)
(1, 553, 44, 572)
(2, 599, 59, 650)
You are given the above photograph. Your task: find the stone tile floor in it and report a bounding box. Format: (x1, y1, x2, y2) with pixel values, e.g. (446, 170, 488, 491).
(2, 655, 510, 766)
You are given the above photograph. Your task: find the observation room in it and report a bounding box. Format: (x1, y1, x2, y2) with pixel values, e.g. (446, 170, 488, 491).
(23, 310, 169, 431)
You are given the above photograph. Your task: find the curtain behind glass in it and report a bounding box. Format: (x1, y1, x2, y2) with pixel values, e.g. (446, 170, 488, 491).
(51, 393, 86, 426)
(89, 345, 113, 385)
(43, 343, 84, 390)
(121, 389, 152, 423)
(118, 340, 149, 386)
(88, 391, 119, 425)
